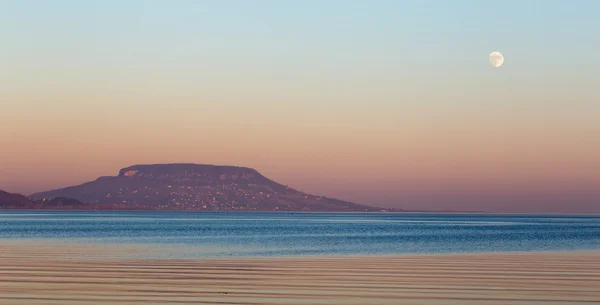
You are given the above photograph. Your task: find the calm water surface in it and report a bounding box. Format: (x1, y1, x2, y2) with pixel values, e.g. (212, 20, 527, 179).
(1, 211, 599, 258)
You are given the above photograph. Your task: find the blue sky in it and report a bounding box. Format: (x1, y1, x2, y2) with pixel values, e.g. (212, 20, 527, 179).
(1, 1, 599, 212)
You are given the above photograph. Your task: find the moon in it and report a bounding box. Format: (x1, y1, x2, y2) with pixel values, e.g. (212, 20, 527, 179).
(489, 51, 504, 68)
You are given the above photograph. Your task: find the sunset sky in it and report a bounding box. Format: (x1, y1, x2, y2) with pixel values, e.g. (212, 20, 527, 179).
(1, 1, 599, 213)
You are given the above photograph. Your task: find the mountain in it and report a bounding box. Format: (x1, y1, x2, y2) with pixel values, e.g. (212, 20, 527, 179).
(0, 190, 88, 209)
(0, 190, 36, 209)
(31, 164, 386, 211)
(36, 197, 91, 209)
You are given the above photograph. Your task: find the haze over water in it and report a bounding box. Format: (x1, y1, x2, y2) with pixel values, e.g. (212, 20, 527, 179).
(2, 211, 599, 258)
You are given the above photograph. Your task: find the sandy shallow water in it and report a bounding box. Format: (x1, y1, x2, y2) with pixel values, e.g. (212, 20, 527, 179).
(1, 242, 599, 305)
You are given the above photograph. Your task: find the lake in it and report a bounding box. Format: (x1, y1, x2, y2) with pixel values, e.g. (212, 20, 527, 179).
(1, 211, 599, 258)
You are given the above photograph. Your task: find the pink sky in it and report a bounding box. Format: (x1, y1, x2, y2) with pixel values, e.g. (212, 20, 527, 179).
(1, 1, 599, 213)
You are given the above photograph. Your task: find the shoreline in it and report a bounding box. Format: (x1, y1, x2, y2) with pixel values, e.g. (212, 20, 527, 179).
(2, 209, 600, 216)
(2, 239, 599, 260)
(1, 243, 599, 305)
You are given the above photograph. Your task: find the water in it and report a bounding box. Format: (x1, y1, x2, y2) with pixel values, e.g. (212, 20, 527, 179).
(1, 211, 599, 258)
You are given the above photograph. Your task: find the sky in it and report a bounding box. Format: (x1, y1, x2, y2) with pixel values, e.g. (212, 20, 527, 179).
(1, 1, 599, 213)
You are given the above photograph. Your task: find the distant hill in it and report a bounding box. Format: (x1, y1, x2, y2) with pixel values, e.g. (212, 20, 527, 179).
(31, 164, 388, 212)
(0, 190, 88, 210)
(36, 197, 91, 209)
(0, 190, 35, 209)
